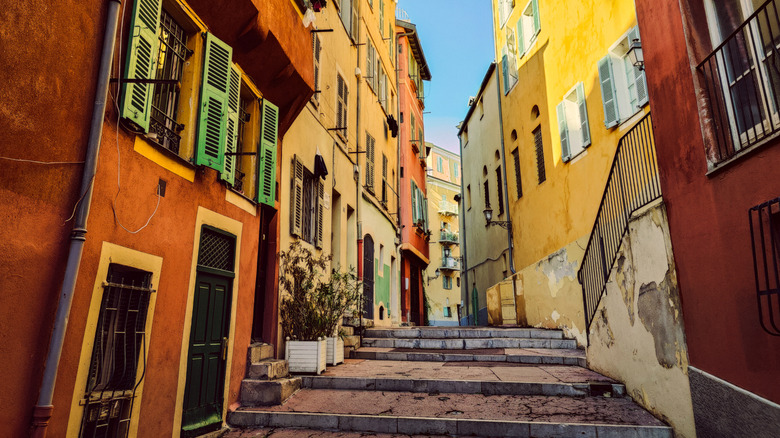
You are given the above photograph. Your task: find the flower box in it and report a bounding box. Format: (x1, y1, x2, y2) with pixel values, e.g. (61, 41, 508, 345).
(326, 336, 344, 365)
(285, 338, 327, 374)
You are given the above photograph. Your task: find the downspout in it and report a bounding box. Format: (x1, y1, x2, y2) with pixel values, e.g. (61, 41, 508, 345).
(396, 28, 415, 323)
(355, 1, 363, 333)
(495, 64, 515, 275)
(32, 1, 121, 436)
(457, 131, 470, 325)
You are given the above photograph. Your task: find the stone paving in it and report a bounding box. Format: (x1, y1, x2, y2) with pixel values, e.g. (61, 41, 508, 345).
(224, 428, 431, 438)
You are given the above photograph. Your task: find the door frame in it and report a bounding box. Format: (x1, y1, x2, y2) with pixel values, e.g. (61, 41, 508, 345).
(173, 208, 243, 437)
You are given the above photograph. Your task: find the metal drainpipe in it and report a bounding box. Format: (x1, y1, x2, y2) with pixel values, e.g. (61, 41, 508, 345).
(496, 66, 516, 276)
(396, 29, 414, 324)
(457, 132, 470, 325)
(31, 1, 121, 436)
(355, 2, 363, 335)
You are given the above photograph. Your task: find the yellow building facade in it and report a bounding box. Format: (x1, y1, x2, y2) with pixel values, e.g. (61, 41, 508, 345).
(491, 0, 650, 344)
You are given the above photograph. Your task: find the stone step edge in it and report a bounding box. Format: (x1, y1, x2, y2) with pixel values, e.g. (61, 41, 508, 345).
(361, 338, 577, 348)
(363, 329, 565, 340)
(300, 376, 625, 398)
(353, 350, 587, 367)
(228, 411, 673, 438)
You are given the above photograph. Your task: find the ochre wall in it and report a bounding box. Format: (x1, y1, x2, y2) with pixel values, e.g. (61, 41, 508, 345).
(636, 0, 780, 403)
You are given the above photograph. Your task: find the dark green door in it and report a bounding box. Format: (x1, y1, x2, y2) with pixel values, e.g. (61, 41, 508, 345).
(182, 271, 232, 437)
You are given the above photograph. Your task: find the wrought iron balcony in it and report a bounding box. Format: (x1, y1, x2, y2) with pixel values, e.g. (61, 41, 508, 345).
(698, 0, 780, 166)
(440, 256, 461, 271)
(439, 230, 459, 245)
(439, 200, 458, 216)
(749, 197, 780, 336)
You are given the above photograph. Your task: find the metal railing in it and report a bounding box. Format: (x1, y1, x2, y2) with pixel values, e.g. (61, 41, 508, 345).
(749, 197, 780, 336)
(441, 256, 461, 271)
(697, 0, 780, 166)
(578, 113, 661, 332)
(438, 201, 458, 216)
(439, 230, 459, 244)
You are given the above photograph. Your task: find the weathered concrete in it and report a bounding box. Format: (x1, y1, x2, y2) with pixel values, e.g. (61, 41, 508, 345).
(363, 327, 564, 339)
(354, 346, 586, 366)
(587, 203, 695, 437)
(361, 337, 577, 349)
(248, 359, 289, 380)
(239, 378, 302, 406)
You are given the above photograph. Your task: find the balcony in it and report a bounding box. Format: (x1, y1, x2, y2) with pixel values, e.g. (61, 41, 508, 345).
(698, 0, 780, 166)
(439, 201, 458, 216)
(439, 230, 459, 245)
(440, 256, 461, 271)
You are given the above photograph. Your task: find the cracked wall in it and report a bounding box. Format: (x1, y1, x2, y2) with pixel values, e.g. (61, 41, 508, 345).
(587, 202, 695, 437)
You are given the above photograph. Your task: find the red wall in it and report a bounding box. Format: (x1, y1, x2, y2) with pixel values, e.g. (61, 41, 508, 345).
(637, 0, 780, 402)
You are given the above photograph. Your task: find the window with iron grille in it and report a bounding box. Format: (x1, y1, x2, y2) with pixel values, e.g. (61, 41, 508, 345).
(496, 167, 504, 215)
(534, 126, 546, 184)
(749, 197, 780, 336)
(512, 148, 523, 198)
(149, 10, 189, 155)
(484, 179, 491, 209)
(198, 227, 236, 272)
(231, 98, 251, 195)
(79, 264, 153, 438)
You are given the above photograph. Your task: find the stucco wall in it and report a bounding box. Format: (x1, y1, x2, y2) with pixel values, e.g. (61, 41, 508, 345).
(587, 202, 695, 437)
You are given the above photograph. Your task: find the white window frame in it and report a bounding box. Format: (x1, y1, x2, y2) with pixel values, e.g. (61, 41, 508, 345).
(517, 0, 540, 58)
(498, 0, 514, 28)
(599, 27, 649, 128)
(557, 82, 591, 162)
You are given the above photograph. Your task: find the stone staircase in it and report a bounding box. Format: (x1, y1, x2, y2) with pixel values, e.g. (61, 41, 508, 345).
(238, 343, 301, 406)
(229, 328, 673, 437)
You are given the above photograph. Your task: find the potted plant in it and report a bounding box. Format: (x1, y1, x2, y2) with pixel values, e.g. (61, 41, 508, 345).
(279, 242, 331, 374)
(317, 268, 362, 365)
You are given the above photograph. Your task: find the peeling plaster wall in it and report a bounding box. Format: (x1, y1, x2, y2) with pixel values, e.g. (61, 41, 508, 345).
(587, 202, 695, 437)
(509, 237, 588, 346)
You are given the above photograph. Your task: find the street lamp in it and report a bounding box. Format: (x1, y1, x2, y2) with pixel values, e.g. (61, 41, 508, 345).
(627, 38, 644, 71)
(483, 207, 511, 230)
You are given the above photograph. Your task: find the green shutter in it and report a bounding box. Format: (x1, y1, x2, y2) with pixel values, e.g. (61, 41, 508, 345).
(557, 101, 571, 162)
(501, 53, 509, 94)
(422, 196, 428, 230)
(196, 33, 233, 172)
(221, 65, 241, 185)
(120, 0, 162, 131)
(576, 82, 591, 147)
(532, 0, 541, 35)
(411, 181, 418, 223)
(516, 15, 525, 57)
(257, 99, 279, 206)
(629, 26, 649, 107)
(598, 55, 619, 128)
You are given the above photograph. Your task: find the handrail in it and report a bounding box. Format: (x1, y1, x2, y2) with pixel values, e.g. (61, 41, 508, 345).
(697, 0, 775, 69)
(577, 112, 660, 334)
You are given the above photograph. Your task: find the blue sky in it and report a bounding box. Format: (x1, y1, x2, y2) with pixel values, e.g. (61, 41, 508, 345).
(397, 0, 495, 154)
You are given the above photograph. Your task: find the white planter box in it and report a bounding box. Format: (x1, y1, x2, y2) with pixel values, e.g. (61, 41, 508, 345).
(326, 337, 344, 365)
(285, 339, 327, 374)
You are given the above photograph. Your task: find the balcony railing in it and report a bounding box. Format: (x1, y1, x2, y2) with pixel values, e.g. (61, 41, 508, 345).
(749, 197, 780, 336)
(698, 0, 780, 166)
(439, 230, 459, 245)
(440, 256, 461, 271)
(439, 201, 458, 216)
(577, 113, 661, 334)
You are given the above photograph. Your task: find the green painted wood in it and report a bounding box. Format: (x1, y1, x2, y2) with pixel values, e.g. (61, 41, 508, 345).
(120, 0, 162, 131)
(257, 99, 278, 206)
(196, 33, 233, 172)
(221, 65, 242, 185)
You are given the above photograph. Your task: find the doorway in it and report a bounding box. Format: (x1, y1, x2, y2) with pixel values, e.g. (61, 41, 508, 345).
(363, 234, 375, 319)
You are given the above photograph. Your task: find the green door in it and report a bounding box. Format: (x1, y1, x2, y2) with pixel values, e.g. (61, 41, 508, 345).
(182, 270, 232, 436)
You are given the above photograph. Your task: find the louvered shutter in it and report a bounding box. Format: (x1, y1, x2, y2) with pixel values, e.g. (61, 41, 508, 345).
(532, 0, 540, 35)
(316, 180, 324, 248)
(120, 0, 162, 131)
(221, 65, 241, 185)
(501, 53, 509, 94)
(290, 155, 304, 236)
(598, 56, 619, 128)
(576, 82, 591, 147)
(337, 76, 344, 130)
(313, 35, 321, 99)
(557, 101, 571, 162)
(629, 26, 649, 107)
(196, 33, 233, 171)
(422, 196, 428, 230)
(351, 0, 359, 40)
(257, 99, 278, 206)
(411, 181, 418, 223)
(516, 15, 525, 56)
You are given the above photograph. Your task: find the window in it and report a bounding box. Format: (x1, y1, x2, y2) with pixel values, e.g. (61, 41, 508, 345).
(454, 166, 459, 179)
(411, 181, 428, 228)
(443, 276, 452, 290)
(80, 264, 153, 438)
(443, 306, 452, 317)
(484, 179, 491, 209)
(337, 74, 349, 141)
(367, 39, 377, 93)
(512, 148, 522, 198)
(556, 82, 591, 162)
(498, 0, 514, 27)
(496, 167, 504, 215)
(501, 44, 518, 95)
(436, 156, 443, 172)
(381, 153, 388, 208)
(379, 0, 385, 38)
(466, 185, 472, 210)
(312, 34, 321, 105)
(516, 0, 540, 57)
(533, 126, 546, 184)
(290, 155, 324, 248)
(339, 0, 358, 40)
(598, 26, 648, 128)
(365, 133, 376, 193)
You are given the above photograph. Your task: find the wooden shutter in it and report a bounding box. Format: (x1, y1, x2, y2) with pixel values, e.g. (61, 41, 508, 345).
(257, 99, 278, 206)
(501, 52, 509, 94)
(337, 76, 345, 130)
(313, 34, 321, 101)
(290, 155, 304, 236)
(366, 40, 374, 91)
(532, 0, 540, 35)
(221, 65, 241, 185)
(516, 15, 524, 56)
(557, 101, 571, 162)
(598, 56, 619, 128)
(365, 134, 375, 191)
(411, 181, 418, 223)
(629, 26, 649, 107)
(351, 0, 359, 40)
(422, 196, 428, 230)
(316, 180, 324, 248)
(576, 82, 591, 147)
(196, 33, 233, 171)
(120, 0, 162, 131)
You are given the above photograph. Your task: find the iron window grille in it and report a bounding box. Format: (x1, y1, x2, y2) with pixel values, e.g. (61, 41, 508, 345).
(534, 127, 546, 184)
(79, 264, 153, 438)
(198, 227, 236, 272)
(496, 167, 504, 216)
(512, 148, 523, 198)
(149, 10, 189, 155)
(749, 197, 780, 336)
(231, 101, 251, 194)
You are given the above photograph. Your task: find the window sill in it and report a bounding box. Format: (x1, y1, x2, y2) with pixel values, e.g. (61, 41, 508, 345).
(706, 129, 780, 178)
(133, 135, 196, 182)
(617, 107, 647, 132)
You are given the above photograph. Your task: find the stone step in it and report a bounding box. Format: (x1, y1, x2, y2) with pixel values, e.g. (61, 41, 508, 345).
(361, 337, 577, 350)
(247, 359, 289, 380)
(248, 342, 275, 363)
(229, 389, 673, 437)
(239, 377, 301, 407)
(354, 347, 586, 367)
(363, 327, 564, 340)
